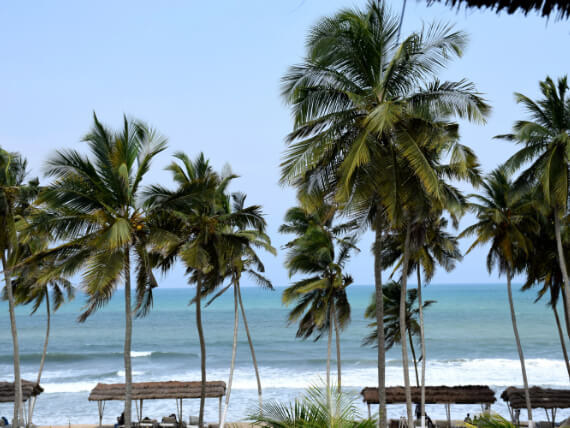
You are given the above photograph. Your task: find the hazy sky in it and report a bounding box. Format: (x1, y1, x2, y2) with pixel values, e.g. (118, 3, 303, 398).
(1, 1, 568, 288)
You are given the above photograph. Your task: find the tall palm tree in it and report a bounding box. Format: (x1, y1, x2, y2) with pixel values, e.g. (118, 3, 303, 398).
(519, 211, 570, 379)
(363, 281, 436, 387)
(500, 76, 570, 335)
(0, 148, 37, 427)
(280, 3, 489, 425)
(280, 204, 357, 408)
(382, 215, 461, 424)
(207, 193, 276, 428)
(461, 168, 537, 424)
(28, 114, 166, 428)
(145, 153, 266, 427)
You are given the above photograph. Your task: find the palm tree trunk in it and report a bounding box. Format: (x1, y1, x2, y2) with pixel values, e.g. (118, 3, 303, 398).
(29, 290, 51, 425)
(374, 223, 387, 428)
(333, 302, 342, 392)
(326, 302, 333, 413)
(407, 329, 419, 387)
(417, 266, 426, 428)
(562, 287, 570, 342)
(2, 252, 22, 428)
(220, 282, 239, 428)
(196, 275, 207, 428)
(237, 284, 263, 410)
(124, 250, 133, 428)
(399, 224, 413, 428)
(552, 304, 570, 380)
(506, 269, 533, 424)
(554, 213, 570, 344)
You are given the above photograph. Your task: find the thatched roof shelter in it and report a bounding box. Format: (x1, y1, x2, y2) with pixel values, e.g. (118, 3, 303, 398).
(89, 381, 226, 427)
(361, 385, 496, 405)
(501, 387, 570, 409)
(424, 0, 570, 19)
(0, 380, 43, 403)
(88, 381, 226, 401)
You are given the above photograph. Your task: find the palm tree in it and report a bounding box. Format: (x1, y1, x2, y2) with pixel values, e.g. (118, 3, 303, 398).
(500, 76, 570, 336)
(29, 114, 166, 428)
(207, 193, 276, 428)
(145, 153, 267, 427)
(0, 147, 37, 427)
(10, 258, 74, 424)
(461, 168, 537, 424)
(363, 281, 436, 387)
(280, 3, 490, 425)
(519, 211, 570, 379)
(250, 384, 376, 428)
(280, 204, 357, 408)
(382, 215, 461, 423)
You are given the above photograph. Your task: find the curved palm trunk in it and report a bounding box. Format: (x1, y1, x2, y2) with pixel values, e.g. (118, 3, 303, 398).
(552, 304, 570, 380)
(506, 269, 533, 424)
(417, 266, 426, 428)
(196, 276, 207, 428)
(333, 302, 342, 392)
(220, 282, 239, 428)
(29, 290, 51, 425)
(326, 303, 333, 414)
(374, 225, 387, 428)
(407, 329, 419, 387)
(124, 250, 133, 428)
(3, 252, 23, 428)
(399, 225, 413, 428)
(237, 284, 263, 410)
(554, 214, 570, 343)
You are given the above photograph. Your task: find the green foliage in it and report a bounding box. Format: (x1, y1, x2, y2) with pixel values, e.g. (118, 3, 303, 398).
(383, 215, 462, 282)
(280, 0, 489, 228)
(281, 204, 358, 340)
(500, 76, 570, 216)
(249, 384, 376, 428)
(26, 113, 167, 320)
(461, 168, 538, 275)
(363, 281, 435, 348)
(466, 414, 516, 428)
(146, 152, 272, 298)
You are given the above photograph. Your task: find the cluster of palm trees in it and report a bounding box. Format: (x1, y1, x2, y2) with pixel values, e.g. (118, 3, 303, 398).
(278, 1, 570, 428)
(1, 115, 276, 428)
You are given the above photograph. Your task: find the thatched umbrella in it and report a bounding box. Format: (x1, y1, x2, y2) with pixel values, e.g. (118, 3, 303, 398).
(0, 380, 43, 404)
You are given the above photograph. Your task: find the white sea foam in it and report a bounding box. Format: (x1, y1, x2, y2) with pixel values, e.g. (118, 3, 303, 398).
(42, 381, 97, 393)
(131, 351, 153, 358)
(172, 358, 567, 390)
(116, 370, 145, 377)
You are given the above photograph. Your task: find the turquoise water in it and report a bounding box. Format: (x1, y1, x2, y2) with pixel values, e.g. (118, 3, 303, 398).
(0, 284, 568, 424)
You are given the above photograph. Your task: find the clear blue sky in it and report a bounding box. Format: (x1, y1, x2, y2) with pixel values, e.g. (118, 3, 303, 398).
(1, 1, 568, 288)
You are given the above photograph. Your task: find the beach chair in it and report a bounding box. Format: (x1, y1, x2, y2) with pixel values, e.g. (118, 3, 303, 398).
(160, 416, 178, 428)
(139, 417, 158, 428)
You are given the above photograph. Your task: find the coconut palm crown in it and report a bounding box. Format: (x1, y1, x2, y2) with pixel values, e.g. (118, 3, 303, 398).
(27, 114, 167, 428)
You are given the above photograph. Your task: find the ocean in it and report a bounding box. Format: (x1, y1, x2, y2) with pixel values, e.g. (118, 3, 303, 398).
(0, 284, 568, 425)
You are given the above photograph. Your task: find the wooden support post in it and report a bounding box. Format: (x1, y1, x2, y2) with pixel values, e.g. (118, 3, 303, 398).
(219, 396, 222, 425)
(97, 401, 105, 428)
(445, 403, 451, 428)
(368, 403, 371, 419)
